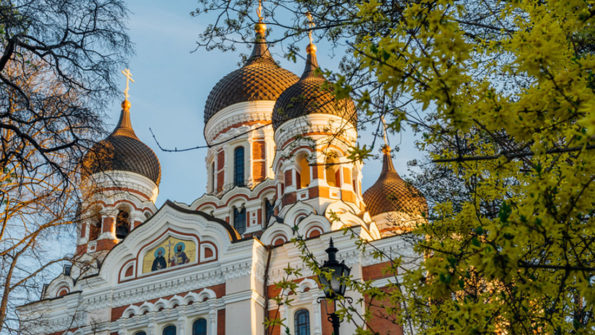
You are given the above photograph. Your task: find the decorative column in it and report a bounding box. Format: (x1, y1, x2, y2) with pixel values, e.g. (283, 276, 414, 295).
(100, 207, 118, 240)
(312, 293, 323, 335)
(147, 320, 157, 335)
(130, 212, 145, 230)
(208, 308, 218, 335)
(177, 315, 186, 335)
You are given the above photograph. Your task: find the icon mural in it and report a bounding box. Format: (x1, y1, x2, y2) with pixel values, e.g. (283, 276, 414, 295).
(143, 236, 196, 273)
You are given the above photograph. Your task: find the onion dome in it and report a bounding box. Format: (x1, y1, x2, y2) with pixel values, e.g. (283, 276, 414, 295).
(272, 43, 357, 130)
(203, 22, 299, 124)
(84, 100, 161, 185)
(363, 146, 427, 217)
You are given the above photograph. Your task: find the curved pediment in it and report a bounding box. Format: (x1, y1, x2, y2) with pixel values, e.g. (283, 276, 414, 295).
(98, 200, 240, 284)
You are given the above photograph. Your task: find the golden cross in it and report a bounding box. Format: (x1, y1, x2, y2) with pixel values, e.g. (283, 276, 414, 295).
(306, 11, 315, 44)
(381, 115, 390, 148)
(256, 0, 263, 22)
(121, 68, 134, 100)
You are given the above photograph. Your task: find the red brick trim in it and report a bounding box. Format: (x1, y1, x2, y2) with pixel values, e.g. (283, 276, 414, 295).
(362, 261, 393, 281)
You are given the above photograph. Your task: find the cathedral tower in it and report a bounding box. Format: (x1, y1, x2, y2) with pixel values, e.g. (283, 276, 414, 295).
(196, 16, 299, 236)
(271, 42, 363, 218)
(79, 78, 161, 259)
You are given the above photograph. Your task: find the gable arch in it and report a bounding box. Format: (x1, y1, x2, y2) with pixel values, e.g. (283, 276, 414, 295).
(123, 305, 140, 318)
(197, 288, 217, 301)
(282, 202, 316, 225)
(184, 292, 200, 305)
(260, 222, 294, 246)
(98, 201, 239, 284)
(295, 215, 331, 238)
(154, 298, 168, 311)
(138, 302, 154, 314)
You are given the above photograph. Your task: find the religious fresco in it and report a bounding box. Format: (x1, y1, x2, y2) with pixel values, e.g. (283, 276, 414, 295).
(142, 236, 196, 273)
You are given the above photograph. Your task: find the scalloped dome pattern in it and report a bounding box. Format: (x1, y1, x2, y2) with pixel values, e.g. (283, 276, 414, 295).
(203, 55, 299, 125)
(84, 105, 161, 185)
(272, 75, 357, 130)
(363, 151, 427, 217)
(272, 48, 357, 130)
(86, 135, 161, 185)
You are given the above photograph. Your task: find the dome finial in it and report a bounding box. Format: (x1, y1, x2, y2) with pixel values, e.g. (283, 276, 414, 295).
(256, 0, 263, 23)
(248, 0, 272, 62)
(301, 12, 320, 79)
(121, 68, 134, 102)
(113, 69, 137, 139)
(380, 115, 391, 154)
(254, 0, 266, 41)
(306, 11, 315, 46)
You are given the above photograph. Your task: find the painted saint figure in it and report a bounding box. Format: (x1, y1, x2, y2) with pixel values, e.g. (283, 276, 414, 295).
(170, 242, 189, 266)
(151, 247, 167, 271)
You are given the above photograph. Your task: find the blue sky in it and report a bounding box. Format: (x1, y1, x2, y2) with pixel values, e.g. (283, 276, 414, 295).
(110, 0, 423, 207)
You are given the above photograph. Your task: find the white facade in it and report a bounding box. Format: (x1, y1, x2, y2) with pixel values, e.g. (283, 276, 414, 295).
(17, 27, 422, 335)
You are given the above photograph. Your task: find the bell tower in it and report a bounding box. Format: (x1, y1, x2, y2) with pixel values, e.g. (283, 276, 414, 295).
(271, 40, 363, 217)
(76, 70, 161, 267)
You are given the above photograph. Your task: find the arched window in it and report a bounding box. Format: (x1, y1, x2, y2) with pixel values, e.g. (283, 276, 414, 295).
(296, 153, 310, 189)
(264, 199, 274, 228)
(211, 161, 216, 193)
(234, 146, 245, 186)
(89, 211, 101, 241)
(134, 332, 147, 335)
(192, 318, 207, 335)
(162, 325, 176, 335)
(294, 309, 310, 335)
(115, 208, 130, 239)
(233, 206, 247, 234)
(325, 155, 340, 188)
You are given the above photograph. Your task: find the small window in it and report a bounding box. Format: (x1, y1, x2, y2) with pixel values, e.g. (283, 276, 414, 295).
(264, 199, 274, 227)
(162, 325, 176, 335)
(294, 309, 310, 335)
(325, 154, 340, 188)
(192, 318, 207, 335)
(116, 208, 130, 239)
(234, 206, 247, 234)
(89, 212, 101, 241)
(211, 161, 216, 193)
(234, 146, 245, 186)
(296, 153, 310, 189)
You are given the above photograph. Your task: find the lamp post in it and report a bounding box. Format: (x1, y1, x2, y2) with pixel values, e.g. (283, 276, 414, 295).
(317, 238, 351, 335)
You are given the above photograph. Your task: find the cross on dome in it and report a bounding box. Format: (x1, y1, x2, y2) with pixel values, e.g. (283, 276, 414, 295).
(121, 68, 134, 100)
(381, 115, 391, 150)
(256, 0, 263, 22)
(306, 11, 315, 45)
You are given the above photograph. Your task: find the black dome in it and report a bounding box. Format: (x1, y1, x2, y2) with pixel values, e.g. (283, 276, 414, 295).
(84, 101, 161, 185)
(272, 45, 356, 130)
(204, 27, 299, 125)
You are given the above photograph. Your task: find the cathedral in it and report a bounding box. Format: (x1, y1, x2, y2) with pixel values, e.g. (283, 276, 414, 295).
(17, 16, 427, 335)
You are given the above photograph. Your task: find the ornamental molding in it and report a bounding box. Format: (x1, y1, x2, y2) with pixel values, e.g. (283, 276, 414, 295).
(205, 101, 276, 145)
(84, 170, 159, 203)
(274, 114, 357, 152)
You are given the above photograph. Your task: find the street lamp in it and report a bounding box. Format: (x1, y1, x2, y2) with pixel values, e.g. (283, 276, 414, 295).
(318, 238, 351, 335)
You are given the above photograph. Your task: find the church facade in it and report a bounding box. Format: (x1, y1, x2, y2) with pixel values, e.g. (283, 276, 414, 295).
(17, 19, 427, 335)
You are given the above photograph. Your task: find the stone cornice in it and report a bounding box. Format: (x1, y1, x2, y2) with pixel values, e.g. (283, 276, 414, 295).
(204, 101, 276, 145)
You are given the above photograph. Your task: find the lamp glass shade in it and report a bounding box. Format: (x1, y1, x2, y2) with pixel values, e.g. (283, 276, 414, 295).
(319, 260, 350, 298)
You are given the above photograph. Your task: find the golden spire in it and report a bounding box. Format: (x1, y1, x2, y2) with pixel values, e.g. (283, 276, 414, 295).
(301, 11, 319, 79)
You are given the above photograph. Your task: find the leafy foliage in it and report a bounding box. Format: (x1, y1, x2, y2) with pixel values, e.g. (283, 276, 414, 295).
(191, 0, 595, 333)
